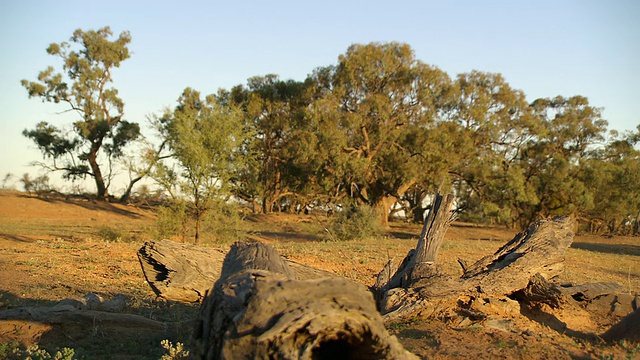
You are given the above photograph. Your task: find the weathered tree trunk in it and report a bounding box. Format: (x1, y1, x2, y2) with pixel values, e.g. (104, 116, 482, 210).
(137, 239, 339, 303)
(192, 241, 417, 359)
(373, 193, 578, 323)
(410, 193, 455, 280)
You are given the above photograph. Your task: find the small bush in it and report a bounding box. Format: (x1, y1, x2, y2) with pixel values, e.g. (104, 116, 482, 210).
(154, 199, 247, 244)
(96, 226, 123, 242)
(21, 173, 53, 196)
(327, 204, 383, 241)
(160, 340, 189, 360)
(201, 200, 247, 244)
(154, 200, 190, 241)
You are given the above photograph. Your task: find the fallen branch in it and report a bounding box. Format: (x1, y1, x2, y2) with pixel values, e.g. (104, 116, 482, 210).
(191, 241, 417, 359)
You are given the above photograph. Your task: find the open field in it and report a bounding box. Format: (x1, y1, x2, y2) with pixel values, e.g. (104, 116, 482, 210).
(0, 190, 639, 359)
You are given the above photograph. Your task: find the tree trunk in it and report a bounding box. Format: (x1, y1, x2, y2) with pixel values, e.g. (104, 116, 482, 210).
(373, 193, 579, 323)
(192, 241, 417, 359)
(87, 144, 108, 200)
(137, 239, 339, 303)
(412, 194, 454, 265)
(118, 174, 144, 203)
(195, 211, 201, 244)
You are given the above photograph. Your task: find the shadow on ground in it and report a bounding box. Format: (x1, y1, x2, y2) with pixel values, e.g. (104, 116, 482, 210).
(571, 242, 640, 256)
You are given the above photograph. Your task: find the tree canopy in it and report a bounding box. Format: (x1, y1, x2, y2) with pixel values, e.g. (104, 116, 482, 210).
(213, 41, 638, 234)
(21, 32, 640, 235)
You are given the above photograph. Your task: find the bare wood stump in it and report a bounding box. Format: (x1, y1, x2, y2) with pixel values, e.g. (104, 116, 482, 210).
(192, 241, 417, 360)
(137, 239, 338, 302)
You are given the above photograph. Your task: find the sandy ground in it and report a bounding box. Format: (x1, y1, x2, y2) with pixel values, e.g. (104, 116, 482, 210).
(0, 190, 638, 359)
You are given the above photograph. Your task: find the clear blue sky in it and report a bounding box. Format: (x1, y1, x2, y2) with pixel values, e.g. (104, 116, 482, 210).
(1, 0, 638, 191)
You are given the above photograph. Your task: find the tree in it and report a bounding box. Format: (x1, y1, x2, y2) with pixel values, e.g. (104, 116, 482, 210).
(152, 88, 249, 244)
(226, 75, 310, 213)
(578, 125, 640, 234)
(513, 96, 607, 227)
(21, 27, 139, 200)
(305, 42, 452, 224)
(444, 71, 539, 227)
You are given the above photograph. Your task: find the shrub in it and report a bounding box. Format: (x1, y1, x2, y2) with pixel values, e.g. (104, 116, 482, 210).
(200, 200, 247, 244)
(154, 200, 190, 241)
(0, 342, 76, 360)
(154, 199, 247, 244)
(160, 340, 189, 360)
(96, 226, 124, 242)
(327, 204, 383, 241)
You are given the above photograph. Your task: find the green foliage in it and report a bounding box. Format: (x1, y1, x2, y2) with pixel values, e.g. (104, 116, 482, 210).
(151, 88, 251, 243)
(305, 42, 453, 220)
(159, 340, 189, 360)
(578, 125, 640, 234)
(96, 225, 124, 242)
(328, 204, 383, 241)
(0, 342, 76, 360)
(225, 75, 311, 213)
(142, 40, 638, 233)
(200, 200, 247, 244)
(154, 200, 190, 241)
(154, 199, 246, 244)
(21, 26, 139, 200)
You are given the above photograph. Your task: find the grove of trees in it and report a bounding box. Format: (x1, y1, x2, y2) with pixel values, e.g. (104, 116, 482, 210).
(22, 28, 640, 238)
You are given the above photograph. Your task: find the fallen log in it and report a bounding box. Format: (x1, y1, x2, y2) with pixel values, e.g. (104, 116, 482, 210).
(191, 241, 417, 359)
(373, 193, 578, 323)
(137, 239, 338, 302)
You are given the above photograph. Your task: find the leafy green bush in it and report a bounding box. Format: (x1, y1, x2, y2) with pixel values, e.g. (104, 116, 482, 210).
(154, 199, 247, 244)
(154, 200, 190, 241)
(200, 200, 247, 244)
(327, 204, 383, 241)
(96, 226, 124, 242)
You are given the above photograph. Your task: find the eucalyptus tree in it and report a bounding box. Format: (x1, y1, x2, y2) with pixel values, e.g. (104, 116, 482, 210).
(153, 88, 249, 244)
(516, 96, 608, 226)
(21, 27, 139, 200)
(446, 71, 540, 226)
(577, 125, 639, 234)
(306, 42, 452, 224)
(228, 75, 310, 213)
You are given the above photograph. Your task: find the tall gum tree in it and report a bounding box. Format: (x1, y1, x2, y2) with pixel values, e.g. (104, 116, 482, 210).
(21, 27, 139, 200)
(306, 42, 452, 224)
(228, 75, 309, 213)
(446, 71, 539, 226)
